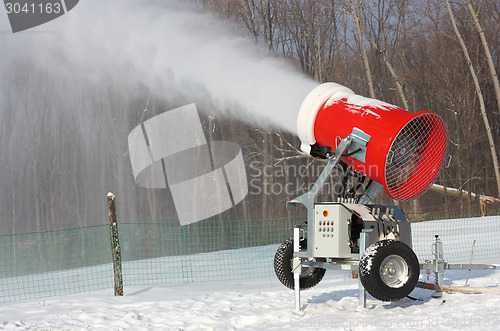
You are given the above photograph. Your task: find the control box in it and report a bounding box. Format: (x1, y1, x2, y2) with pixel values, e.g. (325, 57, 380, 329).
(313, 203, 352, 258)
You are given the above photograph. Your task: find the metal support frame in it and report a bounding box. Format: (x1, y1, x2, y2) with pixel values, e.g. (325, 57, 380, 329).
(293, 227, 301, 310)
(287, 128, 371, 260)
(293, 230, 373, 310)
(359, 229, 372, 308)
(293, 228, 372, 310)
(420, 235, 496, 297)
(432, 235, 444, 296)
(289, 129, 374, 310)
(285, 129, 498, 309)
(358, 182, 383, 204)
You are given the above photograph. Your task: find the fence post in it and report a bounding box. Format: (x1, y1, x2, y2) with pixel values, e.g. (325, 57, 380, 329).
(107, 192, 123, 296)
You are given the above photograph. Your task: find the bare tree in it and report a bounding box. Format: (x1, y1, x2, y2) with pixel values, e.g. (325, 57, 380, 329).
(466, 0, 500, 115)
(445, 0, 500, 198)
(346, 0, 376, 98)
(358, 1, 410, 109)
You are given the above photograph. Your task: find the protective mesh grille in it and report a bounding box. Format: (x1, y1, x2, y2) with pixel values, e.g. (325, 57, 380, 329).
(385, 113, 447, 201)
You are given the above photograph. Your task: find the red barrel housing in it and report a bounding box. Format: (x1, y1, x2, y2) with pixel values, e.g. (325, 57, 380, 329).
(298, 83, 447, 201)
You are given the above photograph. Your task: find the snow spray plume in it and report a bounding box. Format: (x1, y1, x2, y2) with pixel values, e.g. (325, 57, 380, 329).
(0, 0, 317, 133)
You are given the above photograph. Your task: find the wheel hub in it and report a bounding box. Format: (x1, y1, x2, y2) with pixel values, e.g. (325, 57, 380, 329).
(379, 254, 409, 288)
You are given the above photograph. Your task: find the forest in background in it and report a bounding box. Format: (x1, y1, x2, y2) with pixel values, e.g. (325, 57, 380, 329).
(0, 0, 499, 234)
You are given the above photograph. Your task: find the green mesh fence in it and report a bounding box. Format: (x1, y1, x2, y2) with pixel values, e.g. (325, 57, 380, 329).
(411, 215, 500, 264)
(1, 211, 500, 303)
(0, 225, 113, 302)
(408, 209, 500, 263)
(118, 217, 300, 286)
(0, 217, 301, 302)
(407, 209, 500, 223)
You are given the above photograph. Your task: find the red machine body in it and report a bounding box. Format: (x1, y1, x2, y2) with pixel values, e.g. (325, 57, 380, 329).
(297, 83, 447, 201)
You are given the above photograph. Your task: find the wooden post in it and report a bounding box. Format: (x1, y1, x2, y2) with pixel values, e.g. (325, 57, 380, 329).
(107, 192, 123, 296)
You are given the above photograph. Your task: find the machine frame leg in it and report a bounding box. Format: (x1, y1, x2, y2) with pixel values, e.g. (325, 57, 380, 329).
(358, 229, 371, 308)
(293, 227, 301, 311)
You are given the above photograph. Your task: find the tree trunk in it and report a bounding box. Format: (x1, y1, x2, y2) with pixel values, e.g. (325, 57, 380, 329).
(262, 130, 269, 220)
(466, 0, 500, 115)
(349, 0, 376, 98)
(359, 21, 409, 110)
(445, 0, 500, 198)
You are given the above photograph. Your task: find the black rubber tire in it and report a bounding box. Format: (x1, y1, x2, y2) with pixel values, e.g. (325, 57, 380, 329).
(359, 240, 419, 302)
(274, 238, 326, 290)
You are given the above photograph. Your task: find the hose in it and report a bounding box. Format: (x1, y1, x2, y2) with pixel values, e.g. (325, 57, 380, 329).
(417, 281, 500, 294)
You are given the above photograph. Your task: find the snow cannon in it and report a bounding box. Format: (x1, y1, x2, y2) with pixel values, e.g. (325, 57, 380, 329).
(297, 83, 447, 201)
(274, 85, 450, 307)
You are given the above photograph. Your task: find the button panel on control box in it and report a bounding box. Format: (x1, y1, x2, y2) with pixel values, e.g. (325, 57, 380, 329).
(318, 221, 334, 237)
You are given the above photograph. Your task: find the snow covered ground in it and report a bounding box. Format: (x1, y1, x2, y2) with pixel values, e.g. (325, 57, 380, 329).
(2, 260, 500, 329)
(2, 216, 500, 330)
(1, 265, 500, 330)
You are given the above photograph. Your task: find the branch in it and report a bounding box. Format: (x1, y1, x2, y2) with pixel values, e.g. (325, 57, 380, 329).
(429, 184, 500, 203)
